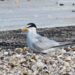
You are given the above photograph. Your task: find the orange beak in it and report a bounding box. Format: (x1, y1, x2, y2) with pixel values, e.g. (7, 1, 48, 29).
(21, 27, 29, 31)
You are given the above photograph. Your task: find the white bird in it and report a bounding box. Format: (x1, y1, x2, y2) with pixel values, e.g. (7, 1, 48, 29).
(21, 23, 72, 53)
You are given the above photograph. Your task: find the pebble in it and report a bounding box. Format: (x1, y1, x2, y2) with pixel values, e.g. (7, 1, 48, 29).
(64, 62, 70, 67)
(23, 70, 28, 75)
(65, 56, 71, 62)
(4, 52, 8, 56)
(72, 46, 75, 50)
(15, 47, 29, 54)
(16, 54, 21, 58)
(36, 60, 45, 67)
(15, 48, 23, 53)
(23, 47, 29, 51)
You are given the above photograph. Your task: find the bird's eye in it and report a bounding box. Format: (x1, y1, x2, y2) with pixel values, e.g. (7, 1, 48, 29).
(27, 24, 31, 27)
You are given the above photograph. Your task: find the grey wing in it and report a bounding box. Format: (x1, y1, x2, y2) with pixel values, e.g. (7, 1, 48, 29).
(32, 35, 59, 52)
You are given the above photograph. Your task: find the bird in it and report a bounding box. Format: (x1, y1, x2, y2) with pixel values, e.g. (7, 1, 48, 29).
(21, 23, 72, 53)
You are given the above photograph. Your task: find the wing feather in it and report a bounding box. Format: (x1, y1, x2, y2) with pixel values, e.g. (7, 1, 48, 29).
(32, 35, 59, 52)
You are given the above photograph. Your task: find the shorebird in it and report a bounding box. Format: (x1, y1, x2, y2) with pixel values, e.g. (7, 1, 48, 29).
(21, 23, 72, 53)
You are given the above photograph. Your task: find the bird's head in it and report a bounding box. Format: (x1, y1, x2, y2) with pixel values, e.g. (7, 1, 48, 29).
(21, 23, 37, 31)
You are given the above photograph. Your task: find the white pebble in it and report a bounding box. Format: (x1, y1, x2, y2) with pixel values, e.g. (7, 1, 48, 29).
(64, 62, 70, 66)
(57, 55, 62, 58)
(65, 56, 71, 61)
(4, 52, 8, 55)
(36, 60, 45, 67)
(61, 49, 66, 53)
(16, 54, 21, 58)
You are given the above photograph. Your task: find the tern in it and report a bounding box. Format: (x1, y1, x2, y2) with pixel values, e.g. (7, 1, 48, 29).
(21, 23, 72, 53)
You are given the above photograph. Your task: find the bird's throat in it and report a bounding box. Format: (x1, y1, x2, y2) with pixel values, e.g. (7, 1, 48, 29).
(28, 28, 37, 35)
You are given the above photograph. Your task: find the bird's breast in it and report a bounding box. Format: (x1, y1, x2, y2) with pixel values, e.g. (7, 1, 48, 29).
(27, 32, 37, 48)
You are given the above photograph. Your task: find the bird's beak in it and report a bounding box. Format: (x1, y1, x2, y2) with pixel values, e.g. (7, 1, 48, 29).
(21, 27, 29, 31)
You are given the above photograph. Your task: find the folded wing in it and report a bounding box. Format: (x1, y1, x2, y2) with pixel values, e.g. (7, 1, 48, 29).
(32, 35, 59, 52)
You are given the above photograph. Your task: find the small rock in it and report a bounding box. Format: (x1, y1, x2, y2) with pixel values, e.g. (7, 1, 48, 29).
(64, 62, 70, 67)
(4, 52, 8, 56)
(23, 47, 29, 51)
(65, 56, 71, 62)
(16, 54, 21, 58)
(15, 48, 23, 53)
(31, 55, 36, 60)
(71, 46, 75, 50)
(23, 70, 28, 75)
(61, 49, 66, 53)
(36, 60, 45, 68)
(0, 56, 4, 60)
(49, 61, 54, 65)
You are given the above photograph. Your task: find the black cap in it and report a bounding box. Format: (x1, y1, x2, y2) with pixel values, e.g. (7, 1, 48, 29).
(27, 23, 37, 28)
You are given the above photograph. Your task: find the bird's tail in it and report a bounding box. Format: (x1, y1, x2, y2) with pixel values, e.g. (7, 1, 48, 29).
(51, 40, 75, 48)
(59, 40, 74, 45)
